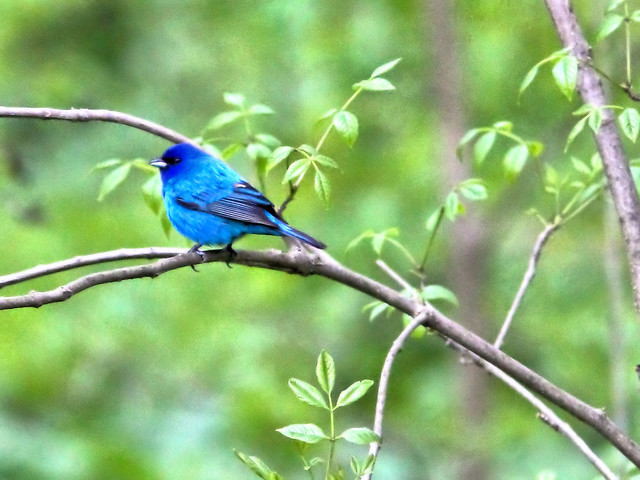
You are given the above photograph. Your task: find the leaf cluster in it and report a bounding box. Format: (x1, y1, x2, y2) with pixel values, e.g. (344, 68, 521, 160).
(235, 351, 377, 480)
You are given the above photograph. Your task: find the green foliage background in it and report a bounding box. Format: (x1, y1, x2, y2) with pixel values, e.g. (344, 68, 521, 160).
(1, 0, 639, 478)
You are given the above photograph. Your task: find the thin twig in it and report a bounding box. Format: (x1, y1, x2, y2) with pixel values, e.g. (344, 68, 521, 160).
(0, 246, 638, 465)
(364, 310, 618, 480)
(375, 259, 417, 296)
(363, 311, 429, 480)
(494, 222, 560, 349)
(0, 247, 184, 289)
(449, 342, 618, 480)
(0, 106, 192, 145)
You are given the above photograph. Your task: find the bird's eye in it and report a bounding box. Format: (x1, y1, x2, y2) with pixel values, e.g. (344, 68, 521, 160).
(163, 156, 181, 165)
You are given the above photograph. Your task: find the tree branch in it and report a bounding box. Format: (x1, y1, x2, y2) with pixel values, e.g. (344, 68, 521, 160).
(365, 306, 616, 480)
(1, 246, 638, 467)
(0, 247, 184, 289)
(363, 312, 428, 480)
(543, 0, 640, 313)
(453, 343, 618, 480)
(0, 106, 193, 145)
(494, 222, 559, 349)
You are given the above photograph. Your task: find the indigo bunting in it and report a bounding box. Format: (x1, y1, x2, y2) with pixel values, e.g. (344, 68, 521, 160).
(150, 143, 326, 254)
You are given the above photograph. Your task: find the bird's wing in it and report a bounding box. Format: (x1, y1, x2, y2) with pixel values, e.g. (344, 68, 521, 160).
(176, 181, 281, 228)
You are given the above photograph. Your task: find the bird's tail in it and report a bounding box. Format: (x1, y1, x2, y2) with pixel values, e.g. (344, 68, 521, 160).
(279, 223, 326, 249)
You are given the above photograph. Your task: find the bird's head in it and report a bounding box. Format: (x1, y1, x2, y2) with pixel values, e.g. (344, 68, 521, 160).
(149, 143, 207, 177)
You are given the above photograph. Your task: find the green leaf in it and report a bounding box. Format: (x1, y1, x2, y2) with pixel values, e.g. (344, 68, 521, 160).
(597, 13, 625, 41)
(298, 144, 318, 156)
(370, 228, 399, 255)
(353, 78, 395, 91)
(247, 143, 272, 160)
(283, 158, 311, 183)
(267, 146, 294, 172)
(588, 109, 602, 133)
(350, 457, 362, 475)
(526, 141, 544, 157)
(255, 133, 281, 148)
(248, 104, 275, 115)
(473, 131, 496, 164)
(456, 128, 480, 160)
(336, 380, 374, 408)
(277, 424, 327, 443)
(606, 0, 626, 13)
(572, 104, 594, 116)
(131, 158, 157, 174)
(458, 180, 487, 201)
(312, 154, 339, 169)
(223, 92, 245, 107)
(234, 450, 276, 480)
(444, 191, 462, 221)
(288, 378, 329, 409)
(565, 116, 587, 151)
(503, 144, 529, 177)
(591, 152, 603, 171)
(246, 142, 272, 160)
(544, 164, 558, 187)
(552, 55, 578, 100)
(200, 142, 223, 158)
(403, 313, 428, 339)
(98, 163, 131, 201)
(333, 111, 359, 147)
(519, 64, 539, 99)
(492, 120, 513, 132)
(316, 351, 335, 395)
(571, 156, 591, 175)
(221, 142, 244, 160)
(425, 207, 444, 233)
(575, 182, 603, 205)
(346, 230, 373, 252)
(339, 427, 380, 445)
(365, 301, 389, 322)
(619, 108, 640, 142)
(91, 158, 122, 171)
(632, 10, 640, 22)
(363, 454, 376, 472)
(207, 111, 243, 130)
(142, 173, 162, 215)
(420, 284, 459, 307)
(314, 169, 331, 205)
(371, 57, 402, 78)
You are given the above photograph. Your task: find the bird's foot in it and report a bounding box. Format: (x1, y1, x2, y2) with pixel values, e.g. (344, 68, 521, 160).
(223, 243, 237, 268)
(188, 243, 205, 272)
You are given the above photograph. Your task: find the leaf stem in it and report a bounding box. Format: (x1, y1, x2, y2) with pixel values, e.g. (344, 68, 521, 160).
(625, 2, 632, 86)
(316, 87, 364, 153)
(325, 396, 336, 480)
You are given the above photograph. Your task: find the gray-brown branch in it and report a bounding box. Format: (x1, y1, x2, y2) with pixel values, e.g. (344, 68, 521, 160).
(1, 246, 638, 467)
(543, 0, 640, 314)
(0, 106, 192, 145)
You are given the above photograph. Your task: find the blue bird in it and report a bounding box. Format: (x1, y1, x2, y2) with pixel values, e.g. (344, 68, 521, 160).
(150, 143, 326, 256)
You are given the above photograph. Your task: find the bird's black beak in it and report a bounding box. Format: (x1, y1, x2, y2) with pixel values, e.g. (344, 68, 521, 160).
(149, 158, 167, 169)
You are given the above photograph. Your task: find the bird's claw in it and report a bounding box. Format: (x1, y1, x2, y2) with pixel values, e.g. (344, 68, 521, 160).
(188, 243, 205, 272)
(224, 243, 237, 268)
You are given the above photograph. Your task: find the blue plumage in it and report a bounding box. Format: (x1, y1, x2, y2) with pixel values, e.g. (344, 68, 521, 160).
(149, 143, 325, 251)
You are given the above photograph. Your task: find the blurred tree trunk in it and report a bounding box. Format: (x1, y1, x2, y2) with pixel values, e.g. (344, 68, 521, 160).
(423, 1, 490, 478)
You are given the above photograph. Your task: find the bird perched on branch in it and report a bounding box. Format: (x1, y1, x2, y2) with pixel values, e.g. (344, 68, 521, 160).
(150, 143, 325, 256)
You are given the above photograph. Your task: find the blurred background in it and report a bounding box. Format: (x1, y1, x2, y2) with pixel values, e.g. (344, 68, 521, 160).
(1, 0, 639, 478)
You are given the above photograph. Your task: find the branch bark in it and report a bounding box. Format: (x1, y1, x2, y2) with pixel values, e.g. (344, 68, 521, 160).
(2, 246, 638, 467)
(0, 106, 192, 145)
(494, 222, 560, 349)
(543, 0, 640, 313)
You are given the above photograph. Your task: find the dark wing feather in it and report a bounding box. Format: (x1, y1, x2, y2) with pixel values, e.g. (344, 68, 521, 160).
(177, 181, 282, 228)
